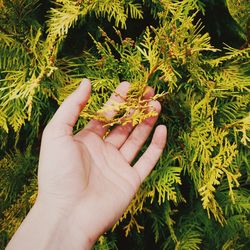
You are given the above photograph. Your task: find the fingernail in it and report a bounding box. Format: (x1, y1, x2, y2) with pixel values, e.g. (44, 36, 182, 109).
(143, 86, 151, 95)
(149, 100, 161, 112)
(143, 86, 154, 98)
(80, 78, 89, 87)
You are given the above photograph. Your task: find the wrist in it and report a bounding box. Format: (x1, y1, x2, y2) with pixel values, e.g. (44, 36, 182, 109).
(53, 213, 95, 250)
(36, 193, 97, 250)
(6, 197, 61, 250)
(6, 195, 95, 250)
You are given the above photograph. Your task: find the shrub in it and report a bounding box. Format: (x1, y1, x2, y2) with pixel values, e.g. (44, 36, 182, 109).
(0, 0, 249, 249)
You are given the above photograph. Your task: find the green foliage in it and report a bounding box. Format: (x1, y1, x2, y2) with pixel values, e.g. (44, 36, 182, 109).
(0, 148, 38, 248)
(93, 235, 118, 250)
(0, 178, 38, 248)
(226, 0, 250, 40)
(0, 148, 37, 209)
(0, 0, 249, 249)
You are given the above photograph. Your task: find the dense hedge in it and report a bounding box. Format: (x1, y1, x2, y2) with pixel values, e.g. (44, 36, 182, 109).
(0, 0, 249, 249)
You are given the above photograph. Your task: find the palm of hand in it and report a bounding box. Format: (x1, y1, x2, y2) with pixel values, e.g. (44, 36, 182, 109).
(39, 129, 141, 239)
(76, 130, 141, 208)
(37, 80, 166, 245)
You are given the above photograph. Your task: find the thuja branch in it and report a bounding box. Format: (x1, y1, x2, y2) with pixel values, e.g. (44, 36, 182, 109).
(147, 62, 163, 81)
(0, 26, 31, 54)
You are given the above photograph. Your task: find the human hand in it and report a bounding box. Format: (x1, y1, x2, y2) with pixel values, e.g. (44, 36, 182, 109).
(7, 79, 167, 250)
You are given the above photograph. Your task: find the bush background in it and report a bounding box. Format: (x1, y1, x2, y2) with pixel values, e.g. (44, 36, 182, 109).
(0, 0, 249, 249)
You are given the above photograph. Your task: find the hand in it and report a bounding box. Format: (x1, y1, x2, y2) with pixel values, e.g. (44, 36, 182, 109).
(7, 79, 167, 250)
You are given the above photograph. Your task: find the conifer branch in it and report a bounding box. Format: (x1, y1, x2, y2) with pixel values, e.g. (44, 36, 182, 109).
(1, 1, 250, 248)
(0, 26, 31, 54)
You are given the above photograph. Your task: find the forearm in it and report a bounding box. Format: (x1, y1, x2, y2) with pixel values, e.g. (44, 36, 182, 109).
(6, 197, 93, 250)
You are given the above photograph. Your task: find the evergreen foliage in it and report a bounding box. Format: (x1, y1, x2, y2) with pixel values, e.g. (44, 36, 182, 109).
(0, 0, 249, 249)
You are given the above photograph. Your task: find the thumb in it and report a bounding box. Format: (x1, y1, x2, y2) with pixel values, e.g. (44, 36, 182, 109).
(48, 78, 91, 136)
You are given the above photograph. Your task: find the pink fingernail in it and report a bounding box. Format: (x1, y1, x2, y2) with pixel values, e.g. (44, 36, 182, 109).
(80, 78, 89, 87)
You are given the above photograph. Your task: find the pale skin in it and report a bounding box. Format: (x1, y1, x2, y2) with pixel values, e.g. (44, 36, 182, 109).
(6, 79, 167, 250)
